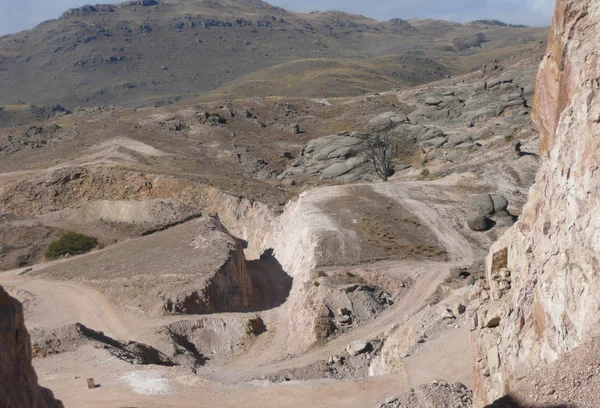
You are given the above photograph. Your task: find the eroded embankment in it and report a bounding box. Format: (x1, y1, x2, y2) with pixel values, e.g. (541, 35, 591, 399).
(207, 182, 456, 358)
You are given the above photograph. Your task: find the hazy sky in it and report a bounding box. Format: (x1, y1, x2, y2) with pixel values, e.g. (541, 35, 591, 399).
(0, 0, 555, 36)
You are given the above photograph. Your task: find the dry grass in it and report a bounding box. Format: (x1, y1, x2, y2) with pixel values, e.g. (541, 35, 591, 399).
(318, 187, 447, 263)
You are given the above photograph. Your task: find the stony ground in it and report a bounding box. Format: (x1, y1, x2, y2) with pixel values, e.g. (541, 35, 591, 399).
(487, 338, 600, 408)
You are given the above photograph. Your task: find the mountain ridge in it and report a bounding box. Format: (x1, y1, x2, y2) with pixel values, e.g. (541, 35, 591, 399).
(0, 0, 548, 109)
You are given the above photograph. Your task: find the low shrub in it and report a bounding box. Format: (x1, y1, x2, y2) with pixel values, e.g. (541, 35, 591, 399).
(439, 44, 456, 52)
(45, 232, 98, 260)
(453, 33, 486, 51)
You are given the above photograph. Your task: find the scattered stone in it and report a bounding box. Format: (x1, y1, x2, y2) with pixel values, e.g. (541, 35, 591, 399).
(328, 355, 345, 365)
(338, 308, 351, 316)
(442, 309, 456, 320)
(346, 340, 371, 356)
(377, 396, 406, 408)
(449, 267, 463, 279)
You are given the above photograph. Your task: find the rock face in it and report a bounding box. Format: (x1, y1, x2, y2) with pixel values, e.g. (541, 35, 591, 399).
(0, 285, 64, 408)
(470, 1, 600, 405)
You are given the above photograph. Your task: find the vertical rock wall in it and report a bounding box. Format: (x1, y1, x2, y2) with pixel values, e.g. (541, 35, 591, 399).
(470, 1, 600, 405)
(0, 286, 64, 408)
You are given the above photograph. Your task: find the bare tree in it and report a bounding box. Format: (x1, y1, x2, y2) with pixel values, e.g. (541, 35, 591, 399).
(365, 130, 407, 181)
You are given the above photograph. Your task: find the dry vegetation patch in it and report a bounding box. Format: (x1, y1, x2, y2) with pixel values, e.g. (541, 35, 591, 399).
(319, 186, 446, 263)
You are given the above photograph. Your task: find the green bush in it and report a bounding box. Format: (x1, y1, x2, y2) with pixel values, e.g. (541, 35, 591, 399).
(421, 168, 431, 178)
(45, 232, 98, 260)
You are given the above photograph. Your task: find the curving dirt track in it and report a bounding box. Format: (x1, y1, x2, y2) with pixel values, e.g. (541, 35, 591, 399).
(1, 271, 133, 341)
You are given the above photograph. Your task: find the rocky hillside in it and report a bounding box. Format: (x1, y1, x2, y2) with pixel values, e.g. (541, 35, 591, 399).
(470, 0, 600, 405)
(0, 0, 547, 109)
(0, 285, 63, 408)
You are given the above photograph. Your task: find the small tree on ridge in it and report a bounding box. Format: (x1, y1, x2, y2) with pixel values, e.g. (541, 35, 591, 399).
(365, 130, 405, 182)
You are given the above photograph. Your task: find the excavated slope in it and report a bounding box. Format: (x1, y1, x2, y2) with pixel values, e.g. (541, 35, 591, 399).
(470, 1, 600, 405)
(37, 216, 254, 316)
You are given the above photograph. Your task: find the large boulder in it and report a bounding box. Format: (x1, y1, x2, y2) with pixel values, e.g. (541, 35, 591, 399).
(420, 136, 447, 148)
(425, 96, 443, 106)
(365, 112, 397, 133)
(469, 194, 495, 217)
(321, 157, 368, 179)
(467, 212, 493, 232)
(346, 340, 371, 356)
(490, 193, 509, 213)
(446, 134, 472, 148)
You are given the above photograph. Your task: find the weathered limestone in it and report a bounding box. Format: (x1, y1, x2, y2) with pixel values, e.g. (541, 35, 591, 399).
(470, 1, 600, 405)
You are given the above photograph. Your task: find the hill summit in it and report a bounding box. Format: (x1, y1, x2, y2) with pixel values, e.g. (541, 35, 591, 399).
(0, 0, 547, 108)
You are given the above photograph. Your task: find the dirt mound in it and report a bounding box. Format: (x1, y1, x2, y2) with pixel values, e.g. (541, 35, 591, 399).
(31, 323, 174, 366)
(1, 166, 204, 216)
(154, 316, 265, 367)
(317, 187, 447, 263)
(265, 339, 384, 382)
(379, 380, 472, 408)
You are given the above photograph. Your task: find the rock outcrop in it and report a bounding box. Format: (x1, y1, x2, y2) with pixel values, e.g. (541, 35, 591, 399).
(470, 1, 600, 405)
(0, 285, 64, 408)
